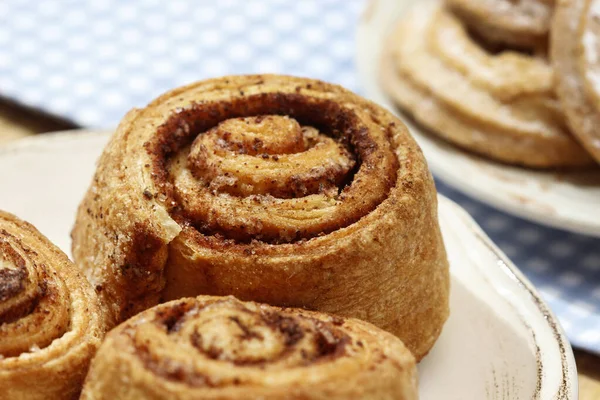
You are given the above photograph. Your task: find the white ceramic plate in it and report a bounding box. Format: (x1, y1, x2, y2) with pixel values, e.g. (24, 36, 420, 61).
(0, 130, 577, 399)
(357, 0, 600, 238)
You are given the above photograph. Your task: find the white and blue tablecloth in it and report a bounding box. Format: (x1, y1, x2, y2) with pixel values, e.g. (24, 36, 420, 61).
(1, 0, 598, 353)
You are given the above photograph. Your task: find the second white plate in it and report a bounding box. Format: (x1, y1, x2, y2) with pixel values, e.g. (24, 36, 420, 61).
(356, 0, 600, 237)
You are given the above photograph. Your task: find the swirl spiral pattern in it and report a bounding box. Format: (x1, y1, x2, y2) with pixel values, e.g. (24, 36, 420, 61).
(381, 2, 594, 168)
(80, 296, 417, 400)
(72, 75, 450, 360)
(0, 211, 105, 400)
(446, 0, 554, 48)
(175, 113, 368, 242)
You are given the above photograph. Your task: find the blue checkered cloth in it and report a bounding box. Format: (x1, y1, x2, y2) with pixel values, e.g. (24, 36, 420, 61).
(1, 0, 598, 353)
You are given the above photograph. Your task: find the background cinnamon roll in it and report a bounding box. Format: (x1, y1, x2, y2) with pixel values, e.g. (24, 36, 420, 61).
(551, 0, 600, 163)
(0, 211, 105, 400)
(71, 74, 449, 360)
(81, 295, 417, 400)
(381, 2, 593, 168)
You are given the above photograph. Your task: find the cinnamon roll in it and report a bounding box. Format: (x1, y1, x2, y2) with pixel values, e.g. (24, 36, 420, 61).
(80, 296, 417, 400)
(0, 211, 105, 400)
(551, 0, 600, 163)
(446, 0, 554, 48)
(381, 2, 594, 168)
(71, 74, 449, 360)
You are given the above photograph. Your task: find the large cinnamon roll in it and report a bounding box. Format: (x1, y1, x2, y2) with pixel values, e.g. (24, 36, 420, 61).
(0, 211, 105, 400)
(72, 74, 449, 360)
(381, 2, 593, 168)
(80, 296, 417, 400)
(551, 0, 600, 163)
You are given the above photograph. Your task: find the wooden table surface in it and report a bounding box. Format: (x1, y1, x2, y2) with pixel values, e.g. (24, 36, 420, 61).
(0, 99, 599, 398)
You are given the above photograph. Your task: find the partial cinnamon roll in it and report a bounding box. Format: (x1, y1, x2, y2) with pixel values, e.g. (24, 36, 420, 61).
(446, 0, 554, 48)
(71, 74, 449, 360)
(381, 2, 594, 168)
(80, 296, 417, 400)
(0, 211, 105, 400)
(551, 0, 600, 163)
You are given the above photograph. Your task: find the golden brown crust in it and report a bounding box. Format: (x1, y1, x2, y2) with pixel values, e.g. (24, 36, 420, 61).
(446, 0, 554, 48)
(71, 74, 450, 360)
(551, 0, 600, 163)
(0, 211, 106, 400)
(381, 2, 594, 168)
(80, 296, 417, 400)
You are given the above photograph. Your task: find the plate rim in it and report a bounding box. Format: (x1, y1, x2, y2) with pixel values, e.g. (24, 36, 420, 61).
(0, 129, 578, 398)
(439, 195, 578, 399)
(355, 0, 600, 238)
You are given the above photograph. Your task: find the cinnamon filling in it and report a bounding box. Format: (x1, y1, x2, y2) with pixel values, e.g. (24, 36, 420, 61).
(188, 115, 355, 199)
(145, 92, 398, 244)
(0, 240, 35, 325)
(0, 242, 27, 302)
(134, 299, 352, 387)
(0, 233, 69, 357)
